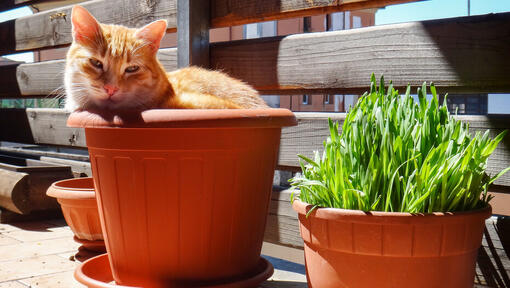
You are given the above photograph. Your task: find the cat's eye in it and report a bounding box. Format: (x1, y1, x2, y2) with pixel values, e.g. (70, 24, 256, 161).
(89, 58, 103, 69)
(125, 65, 140, 73)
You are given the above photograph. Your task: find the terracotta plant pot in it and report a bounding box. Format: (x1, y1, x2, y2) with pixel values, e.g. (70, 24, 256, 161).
(293, 200, 491, 288)
(47, 177, 105, 252)
(67, 109, 297, 287)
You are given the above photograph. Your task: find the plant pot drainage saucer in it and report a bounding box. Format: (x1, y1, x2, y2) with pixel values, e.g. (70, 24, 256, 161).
(75, 253, 274, 288)
(74, 236, 106, 253)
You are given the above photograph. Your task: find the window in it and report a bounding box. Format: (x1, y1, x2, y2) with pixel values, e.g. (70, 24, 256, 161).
(243, 21, 276, 39)
(353, 16, 362, 28)
(244, 23, 260, 39)
(303, 17, 312, 33)
(302, 95, 310, 105)
(324, 95, 331, 104)
(327, 12, 344, 31)
(438, 94, 488, 115)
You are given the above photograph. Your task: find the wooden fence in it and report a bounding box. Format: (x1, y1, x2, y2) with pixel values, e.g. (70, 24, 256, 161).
(0, 0, 510, 285)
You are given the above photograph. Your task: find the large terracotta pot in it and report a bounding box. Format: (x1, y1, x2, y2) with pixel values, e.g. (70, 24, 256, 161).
(47, 177, 104, 243)
(293, 200, 491, 288)
(67, 109, 297, 287)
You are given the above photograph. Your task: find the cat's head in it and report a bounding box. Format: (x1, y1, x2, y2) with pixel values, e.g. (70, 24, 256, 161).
(65, 6, 170, 111)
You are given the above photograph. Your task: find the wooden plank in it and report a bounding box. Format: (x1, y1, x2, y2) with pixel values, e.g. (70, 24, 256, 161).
(0, 109, 34, 143)
(4, 0, 177, 55)
(0, 108, 85, 147)
(0, 146, 89, 162)
(0, 61, 21, 97)
(13, 48, 177, 97)
(25, 108, 86, 147)
(0, 0, 418, 54)
(1, 109, 508, 186)
(211, 12, 510, 94)
(8, 13, 510, 97)
(264, 189, 303, 248)
(212, 0, 421, 27)
(488, 187, 510, 216)
(278, 113, 510, 187)
(0, 0, 45, 12)
(177, 0, 210, 68)
(0, 20, 16, 55)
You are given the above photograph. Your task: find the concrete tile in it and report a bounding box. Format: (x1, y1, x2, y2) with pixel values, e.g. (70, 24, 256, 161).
(0, 281, 27, 288)
(0, 237, 79, 262)
(267, 269, 307, 282)
(262, 242, 304, 265)
(4, 227, 73, 243)
(0, 222, 55, 234)
(0, 235, 20, 246)
(19, 271, 84, 288)
(0, 255, 77, 282)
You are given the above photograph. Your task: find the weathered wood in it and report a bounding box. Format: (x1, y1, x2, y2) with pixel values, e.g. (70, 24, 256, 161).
(211, 12, 510, 94)
(279, 113, 510, 187)
(0, 0, 46, 12)
(16, 60, 64, 97)
(488, 187, 510, 216)
(0, 108, 85, 147)
(5, 0, 177, 55)
(0, 146, 89, 162)
(7, 13, 510, 96)
(0, 61, 21, 97)
(0, 20, 16, 55)
(39, 156, 91, 176)
(0, 109, 34, 143)
(13, 48, 177, 97)
(0, 169, 29, 214)
(0, 0, 419, 55)
(264, 189, 303, 248)
(1, 109, 509, 186)
(212, 0, 420, 27)
(0, 154, 73, 214)
(177, 0, 209, 68)
(0, 146, 91, 176)
(26, 108, 86, 147)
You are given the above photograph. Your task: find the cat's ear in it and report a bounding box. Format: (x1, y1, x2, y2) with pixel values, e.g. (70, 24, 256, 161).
(71, 5, 102, 46)
(134, 20, 167, 52)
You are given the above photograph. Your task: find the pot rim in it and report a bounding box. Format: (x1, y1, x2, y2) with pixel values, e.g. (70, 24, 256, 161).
(67, 108, 297, 128)
(292, 199, 492, 224)
(46, 177, 95, 199)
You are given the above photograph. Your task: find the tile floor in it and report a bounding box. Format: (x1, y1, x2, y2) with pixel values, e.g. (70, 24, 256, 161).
(0, 218, 307, 288)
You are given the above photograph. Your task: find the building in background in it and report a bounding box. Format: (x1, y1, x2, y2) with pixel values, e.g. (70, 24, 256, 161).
(439, 94, 488, 115)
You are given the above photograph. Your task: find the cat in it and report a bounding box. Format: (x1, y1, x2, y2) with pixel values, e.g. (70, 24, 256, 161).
(64, 5, 268, 111)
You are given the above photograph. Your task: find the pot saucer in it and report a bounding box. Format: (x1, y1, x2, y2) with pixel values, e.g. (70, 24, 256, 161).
(74, 236, 107, 253)
(75, 253, 274, 288)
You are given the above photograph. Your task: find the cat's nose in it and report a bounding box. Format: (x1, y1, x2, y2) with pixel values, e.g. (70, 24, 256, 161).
(104, 84, 118, 97)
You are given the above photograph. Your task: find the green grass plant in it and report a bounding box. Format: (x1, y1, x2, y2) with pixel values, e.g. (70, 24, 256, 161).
(290, 75, 509, 213)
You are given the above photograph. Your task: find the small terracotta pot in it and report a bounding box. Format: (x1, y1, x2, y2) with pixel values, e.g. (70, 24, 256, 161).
(47, 177, 104, 251)
(67, 109, 297, 287)
(293, 200, 491, 288)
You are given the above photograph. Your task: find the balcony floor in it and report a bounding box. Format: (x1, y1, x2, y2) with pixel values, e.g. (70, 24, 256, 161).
(0, 218, 307, 288)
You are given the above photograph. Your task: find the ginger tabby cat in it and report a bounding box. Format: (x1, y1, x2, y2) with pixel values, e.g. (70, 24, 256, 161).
(64, 6, 268, 111)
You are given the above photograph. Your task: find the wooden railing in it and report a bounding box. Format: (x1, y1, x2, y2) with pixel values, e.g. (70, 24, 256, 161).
(0, 1, 510, 278)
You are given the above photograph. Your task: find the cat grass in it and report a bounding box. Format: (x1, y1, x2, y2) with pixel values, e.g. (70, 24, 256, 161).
(290, 75, 510, 213)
